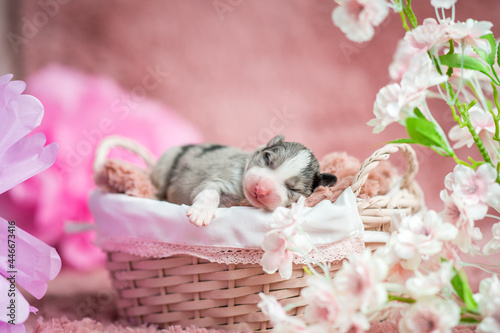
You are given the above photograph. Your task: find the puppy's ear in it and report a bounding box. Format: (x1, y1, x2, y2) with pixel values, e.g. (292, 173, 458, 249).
(312, 173, 337, 191)
(266, 135, 285, 148)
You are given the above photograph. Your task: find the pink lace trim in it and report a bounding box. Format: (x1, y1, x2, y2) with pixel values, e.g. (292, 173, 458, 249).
(98, 236, 365, 265)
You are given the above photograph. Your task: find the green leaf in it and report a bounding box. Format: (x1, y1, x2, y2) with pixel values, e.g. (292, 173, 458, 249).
(451, 268, 478, 312)
(405, 117, 452, 155)
(472, 34, 497, 65)
(460, 317, 481, 324)
(439, 53, 491, 76)
(389, 138, 418, 144)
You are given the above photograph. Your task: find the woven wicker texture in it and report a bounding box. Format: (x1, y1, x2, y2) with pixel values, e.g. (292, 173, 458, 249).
(97, 138, 422, 331)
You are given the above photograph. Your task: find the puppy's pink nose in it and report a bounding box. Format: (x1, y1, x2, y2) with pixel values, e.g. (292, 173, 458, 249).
(254, 184, 269, 198)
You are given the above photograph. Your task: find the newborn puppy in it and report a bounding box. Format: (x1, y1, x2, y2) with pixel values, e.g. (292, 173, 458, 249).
(151, 135, 337, 226)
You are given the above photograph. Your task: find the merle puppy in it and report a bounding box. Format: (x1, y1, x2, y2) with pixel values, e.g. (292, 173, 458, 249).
(151, 135, 337, 226)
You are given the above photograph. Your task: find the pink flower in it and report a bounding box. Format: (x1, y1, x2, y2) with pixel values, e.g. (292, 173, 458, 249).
(332, 0, 389, 43)
(334, 249, 388, 312)
(261, 231, 295, 279)
(447, 19, 494, 52)
(431, 0, 457, 9)
(389, 39, 419, 82)
(445, 164, 500, 212)
(475, 275, 500, 332)
(399, 297, 460, 333)
(405, 261, 454, 299)
(258, 293, 308, 332)
(395, 211, 458, 269)
(404, 18, 450, 52)
(0, 74, 61, 332)
(400, 53, 449, 108)
(302, 276, 342, 324)
(2, 65, 202, 271)
(368, 83, 406, 133)
(440, 189, 483, 253)
(261, 196, 313, 279)
(448, 106, 496, 149)
(483, 223, 500, 255)
(0, 74, 57, 194)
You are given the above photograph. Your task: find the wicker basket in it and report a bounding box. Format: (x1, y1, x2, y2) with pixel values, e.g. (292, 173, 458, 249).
(92, 139, 422, 332)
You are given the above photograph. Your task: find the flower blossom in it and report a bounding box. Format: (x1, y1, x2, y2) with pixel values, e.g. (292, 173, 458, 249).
(389, 39, 419, 82)
(368, 53, 448, 133)
(0, 74, 61, 333)
(483, 223, 500, 255)
(431, 0, 457, 9)
(445, 164, 500, 212)
(332, 0, 389, 43)
(395, 210, 458, 269)
(474, 275, 500, 332)
(405, 261, 454, 299)
(447, 19, 494, 52)
(334, 248, 388, 313)
(398, 297, 460, 333)
(258, 293, 307, 332)
(448, 106, 496, 149)
(261, 196, 313, 279)
(404, 18, 450, 52)
(440, 189, 483, 253)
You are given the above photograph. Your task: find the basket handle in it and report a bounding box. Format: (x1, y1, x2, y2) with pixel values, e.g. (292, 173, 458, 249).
(93, 135, 157, 174)
(351, 143, 418, 197)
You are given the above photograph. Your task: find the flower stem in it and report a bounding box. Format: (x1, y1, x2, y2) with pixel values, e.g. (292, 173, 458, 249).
(491, 83, 500, 141)
(402, 0, 418, 29)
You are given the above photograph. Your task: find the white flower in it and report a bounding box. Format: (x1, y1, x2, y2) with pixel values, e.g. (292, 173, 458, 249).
(404, 18, 450, 52)
(448, 106, 496, 149)
(483, 223, 500, 255)
(334, 249, 388, 312)
(474, 275, 500, 332)
(448, 19, 494, 52)
(405, 261, 454, 299)
(389, 39, 419, 82)
(399, 297, 460, 333)
(400, 53, 449, 108)
(395, 211, 458, 269)
(369, 53, 448, 133)
(261, 197, 313, 279)
(431, 0, 457, 9)
(302, 276, 342, 324)
(258, 293, 308, 332)
(440, 189, 483, 253)
(368, 83, 406, 133)
(332, 0, 389, 43)
(445, 164, 500, 211)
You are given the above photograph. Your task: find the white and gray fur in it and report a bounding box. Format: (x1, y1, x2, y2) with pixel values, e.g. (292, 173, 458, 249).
(151, 135, 337, 226)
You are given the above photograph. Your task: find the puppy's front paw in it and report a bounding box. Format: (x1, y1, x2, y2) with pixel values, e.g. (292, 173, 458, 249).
(187, 205, 216, 227)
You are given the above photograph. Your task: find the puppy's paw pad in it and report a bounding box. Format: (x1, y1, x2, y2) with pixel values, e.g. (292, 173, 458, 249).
(187, 206, 215, 227)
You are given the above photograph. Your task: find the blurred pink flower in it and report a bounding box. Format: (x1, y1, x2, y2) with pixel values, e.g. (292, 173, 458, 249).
(398, 297, 460, 333)
(334, 249, 388, 312)
(1, 65, 203, 271)
(431, 0, 457, 9)
(447, 19, 493, 52)
(302, 276, 341, 324)
(395, 211, 458, 269)
(332, 0, 389, 43)
(445, 164, 500, 212)
(404, 18, 450, 52)
(0, 74, 58, 194)
(483, 223, 500, 255)
(448, 107, 496, 149)
(261, 231, 295, 279)
(440, 189, 483, 253)
(405, 261, 454, 299)
(0, 74, 61, 332)
(475, 275, 500, 332)
(389, 39, 418, 82)
(258, 293, 307, 332)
